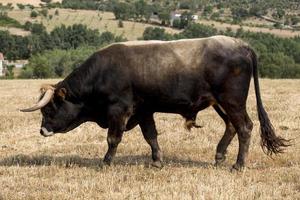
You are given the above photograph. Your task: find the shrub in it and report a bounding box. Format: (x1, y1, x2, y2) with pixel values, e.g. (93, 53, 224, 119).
(0, 12, 22, 28)
(24, 21, 32, 31)
(142, 27, 173, 40)
(30, 10, 38, 18)
(118, 19, 123, 28)
(16, 4, 25, 10)
(40, 8, 48, 17)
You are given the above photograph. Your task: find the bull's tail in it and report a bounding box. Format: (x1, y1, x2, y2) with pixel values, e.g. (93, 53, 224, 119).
(249, 48, 290, 155)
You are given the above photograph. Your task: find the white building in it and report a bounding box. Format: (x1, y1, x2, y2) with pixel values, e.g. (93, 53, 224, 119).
(170, 11, 199, 26)
(0, 53, 4, 77)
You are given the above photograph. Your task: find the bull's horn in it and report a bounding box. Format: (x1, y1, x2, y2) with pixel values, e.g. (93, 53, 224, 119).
(20, 89, 54, 112)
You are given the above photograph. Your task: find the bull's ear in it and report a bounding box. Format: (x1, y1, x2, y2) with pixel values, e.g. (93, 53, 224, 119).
(57, 88, 67, 100)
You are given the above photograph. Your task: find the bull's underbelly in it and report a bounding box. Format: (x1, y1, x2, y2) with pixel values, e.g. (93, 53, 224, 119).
(136, 92, 216, 115)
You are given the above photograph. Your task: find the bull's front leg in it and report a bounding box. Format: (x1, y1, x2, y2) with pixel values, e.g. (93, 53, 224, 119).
(103, 128, 123, 165)
(103, 104, 132, 165)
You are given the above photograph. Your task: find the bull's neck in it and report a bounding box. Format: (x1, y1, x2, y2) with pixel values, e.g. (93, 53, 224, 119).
(59, 57, 97, 101)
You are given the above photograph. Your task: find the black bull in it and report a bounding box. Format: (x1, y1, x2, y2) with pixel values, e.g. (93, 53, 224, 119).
(21, 36, 289, 170)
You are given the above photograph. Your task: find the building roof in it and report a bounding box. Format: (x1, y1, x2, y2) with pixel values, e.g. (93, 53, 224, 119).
(0, 53, 3, 60)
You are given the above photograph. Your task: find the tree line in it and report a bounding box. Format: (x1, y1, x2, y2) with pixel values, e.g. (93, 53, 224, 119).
(0, 23, 125, 61)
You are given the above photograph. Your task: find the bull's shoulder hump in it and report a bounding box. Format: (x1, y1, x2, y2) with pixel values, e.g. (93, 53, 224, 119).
(117, 38, 209, 47)
(209, 35, 249, 47)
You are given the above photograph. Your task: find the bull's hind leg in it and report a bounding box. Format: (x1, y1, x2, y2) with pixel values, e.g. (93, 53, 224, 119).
(217, 97, 253, 170)
(139, 114, 163, 168)
(215, 60, 253, 170)
(214, 105, 236, 165)
(227, 109, 253, 170)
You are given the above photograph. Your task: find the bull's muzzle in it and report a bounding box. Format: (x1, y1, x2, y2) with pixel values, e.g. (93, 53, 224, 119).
(40, 127, 54, 137)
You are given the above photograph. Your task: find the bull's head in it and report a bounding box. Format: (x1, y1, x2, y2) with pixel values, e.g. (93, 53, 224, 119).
(21, 84, 84, 137)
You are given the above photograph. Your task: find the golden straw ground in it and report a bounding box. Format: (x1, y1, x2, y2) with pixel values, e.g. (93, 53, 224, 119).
(0, 79, 299, 199)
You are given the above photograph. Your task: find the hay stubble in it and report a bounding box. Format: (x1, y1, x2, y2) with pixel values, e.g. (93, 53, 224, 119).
(0, 79, 299, 199)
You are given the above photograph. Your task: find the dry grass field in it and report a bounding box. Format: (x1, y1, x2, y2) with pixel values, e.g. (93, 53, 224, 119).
(0, 79, 299, 199)
(196, 19, 300, 38)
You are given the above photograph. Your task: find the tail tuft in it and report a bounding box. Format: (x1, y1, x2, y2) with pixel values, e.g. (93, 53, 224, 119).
(248, 47, 290, 155)
(259, 105, 291, 155)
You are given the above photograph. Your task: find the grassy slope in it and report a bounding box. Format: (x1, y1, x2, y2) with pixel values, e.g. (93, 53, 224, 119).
(7, 9, 180, 40)
(5, 8, 300, 39)
(0, 79, 299, 199)
(197, 19, 300, 38)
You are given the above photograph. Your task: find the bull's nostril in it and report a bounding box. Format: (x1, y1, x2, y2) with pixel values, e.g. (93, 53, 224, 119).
(40, 127, 54, 137)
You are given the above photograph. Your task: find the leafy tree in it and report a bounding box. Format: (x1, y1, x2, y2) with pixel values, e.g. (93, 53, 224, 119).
(203, 5, 213, 16)
(40, 8, 48, 17)
(24, 21, 32, 31)
(275, 8, 285, 19)
(142, 27, 173, 40)
(5, 65, 14, 79)
(231, 7, 249, 21)
(30, 10, 38, 18)
(134, 0, 147, 19)
(16, 4, 25, 10)
(0, 12, 22, 28)
(179, 11, 194, 29)
(41, 0, 52, 3)
(172, 18, 181, 28)
(20, 46, 98, 78)
(249, 5, 267, 16)
(158, 9, 170, 26)
(99, 31, 115, 44)
(179, 23, 218, 38)
(118, 19, 123, 28)
(112, 2, 134, 20)
(291, 16, 300, 25)
(31, 23, 47, 35)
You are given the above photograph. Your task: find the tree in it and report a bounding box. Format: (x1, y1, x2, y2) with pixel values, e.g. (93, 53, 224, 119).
(99, 31, 115, 44)
(40, 8, 48, 17)
(142, 27, 173, 40)
(179, 11, 194, 29)
(203, 5, 213, 16)
(276, 8, 285, 19)
(31, 23, 47, 35)
(158, 9, 170, 26)
(231, 7, 249, 21)
(134, 0, 147, 20)
(24, 21, 32, 31)
(291, 16, 300, 25)
(112, 2, 134, 20)
(16, 4, 25, 10)
(41, 0, 52, 3)
(179, 23, 218, 38)
(30, 10, 38, 18)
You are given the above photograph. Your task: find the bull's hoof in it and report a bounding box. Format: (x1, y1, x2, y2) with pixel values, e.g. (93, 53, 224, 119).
(230, 163, 245, 172)
(152, 161, 163, 169)
(103, 156, 112, 166)
(214, 153, 226, 166)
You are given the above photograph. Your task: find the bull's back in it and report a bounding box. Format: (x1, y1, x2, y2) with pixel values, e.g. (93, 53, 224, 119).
(96, 36, 249, 97)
